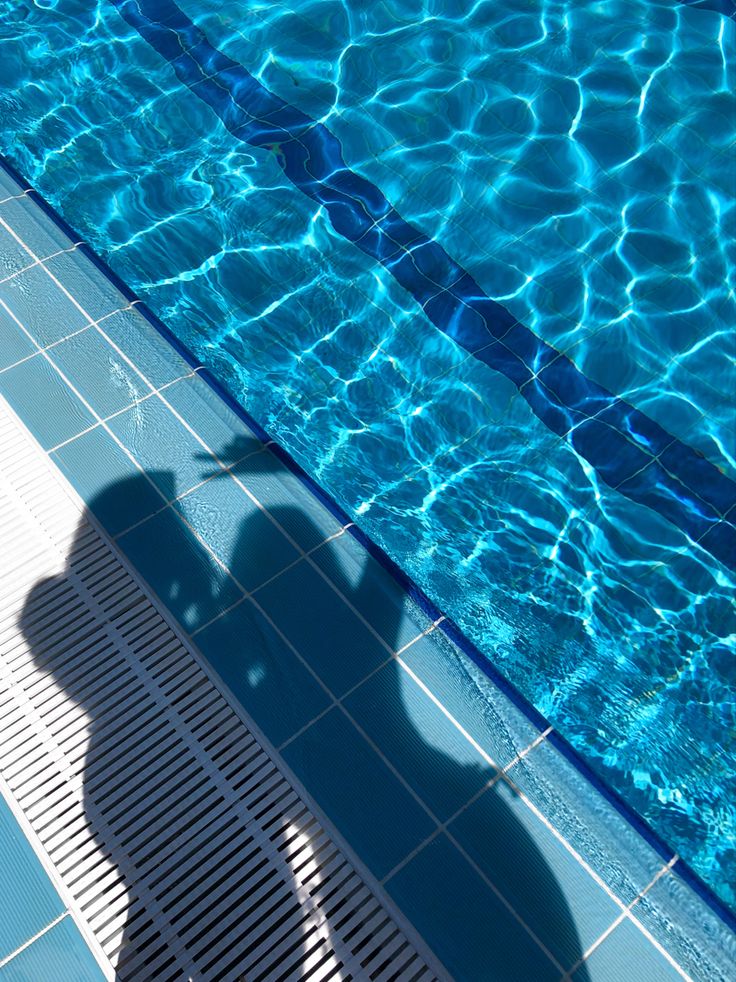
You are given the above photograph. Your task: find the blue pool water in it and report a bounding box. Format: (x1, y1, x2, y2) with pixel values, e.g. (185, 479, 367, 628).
(1, 0, 734, 908)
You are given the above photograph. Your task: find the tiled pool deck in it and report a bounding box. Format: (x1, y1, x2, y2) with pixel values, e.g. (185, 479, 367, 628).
(0, 394, 434, 980)
(1, 159, 735, 981)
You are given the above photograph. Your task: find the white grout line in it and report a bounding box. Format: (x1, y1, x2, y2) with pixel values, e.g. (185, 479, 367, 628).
(47, 369, 198, 453)
(0, 209, 695, 980)
(561, 856, 687, 981)
(379, 725, 553, 887)
(0, 188, 30, 206)
(0, 301, 136, 378)
(0, 912, 71, 970)
(276, 617, 447, 755)
(0, 241, 82, 287)
(498, 768, 692, 978)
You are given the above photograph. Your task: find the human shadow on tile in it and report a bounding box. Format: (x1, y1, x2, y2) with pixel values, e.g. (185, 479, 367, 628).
(20, 446, 594, 981)
(202, 436, 597, 981)
(19, 470, 342, 980)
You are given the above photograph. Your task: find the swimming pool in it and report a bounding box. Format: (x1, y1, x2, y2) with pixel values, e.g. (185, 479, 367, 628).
(2, 0, 734, 910)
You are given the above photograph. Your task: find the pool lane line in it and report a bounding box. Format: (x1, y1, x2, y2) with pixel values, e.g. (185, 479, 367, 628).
(4, 150, 736, 935)
(109, 0, 736, 574)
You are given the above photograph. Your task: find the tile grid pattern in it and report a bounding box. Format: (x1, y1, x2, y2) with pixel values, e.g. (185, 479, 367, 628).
(0, 162, 732, 981)
(0, 388, 437, 981)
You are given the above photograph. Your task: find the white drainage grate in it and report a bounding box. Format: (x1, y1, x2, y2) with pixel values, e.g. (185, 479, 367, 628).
(0, 397, 438, 982)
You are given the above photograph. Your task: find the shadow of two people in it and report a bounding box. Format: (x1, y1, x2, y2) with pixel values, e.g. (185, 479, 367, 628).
(20, 436, 590, 980)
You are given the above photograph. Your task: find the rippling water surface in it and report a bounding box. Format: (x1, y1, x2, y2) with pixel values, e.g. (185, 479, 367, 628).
(1, 0, 734, 908)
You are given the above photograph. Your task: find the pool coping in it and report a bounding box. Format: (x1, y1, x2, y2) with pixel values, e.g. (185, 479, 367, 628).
(0, 151, 734, 978)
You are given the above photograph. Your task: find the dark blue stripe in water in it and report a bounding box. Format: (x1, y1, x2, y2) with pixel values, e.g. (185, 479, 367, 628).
(112, 0, 736, 573)
(681, 0, 735, 16)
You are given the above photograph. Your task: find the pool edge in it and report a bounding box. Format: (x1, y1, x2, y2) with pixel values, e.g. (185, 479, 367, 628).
(2, 150, 734, 942)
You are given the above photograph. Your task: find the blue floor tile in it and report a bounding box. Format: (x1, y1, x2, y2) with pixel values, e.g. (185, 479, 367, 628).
(509, 739, 668, 904)
(573, 916, 684, 982)
(0, 310, 36, 370)
(51, 328, 154, 419)
(0, 355, 94, 449)
(310, 531, 430, 651)
(0, 798, 65, 963)
(52, 428, 165, 536)
(94, 307, 192, 390)
(108, 396, 225, 499)
(43, 251, 126, 324)
(0, 915, 104, 982)
(344, 661, 493, 821)
(195, 599, 331, 747)
(448, 780, 620, 973)
(401, 629, 540, 769)
(281, 707, 435, 880)
(0, 222, 35, 277)
(0, 195, 73, 264)
(175, 474, 300, 592)
(385, 833, 559, 982)
(0, 167, 23, 200)
(214, 449, 344, 551)
(634, 868, 736, 982)
(0, 264, 91, 347)
(163, 375, 262, 460)
(254, 559, 389, 696)
(117, 506, 242, 633)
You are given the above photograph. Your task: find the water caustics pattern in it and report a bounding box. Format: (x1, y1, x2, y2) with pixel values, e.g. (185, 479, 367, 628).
(1, 0, 735, 907)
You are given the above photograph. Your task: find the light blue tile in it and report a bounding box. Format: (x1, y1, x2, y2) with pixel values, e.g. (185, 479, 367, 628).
(0, 355, 94, 449)
(51, 328, 153, 418)
(281, 707, 435, 879)
(401, 628, 539, 769)
(0, 915, 104, 981)
(449, 780, 620, 973)
(195, 599, 331, 746)
(635, 868, 736, 982)
(216, 452, 344, 552)
(254, 559, 389, 696)
(0, 310, 36, 370)
(108, 396, 225, 499)
(509, 739, 668, 905)
(165, 377, 344, 550)
(344, 661, 493, 821)
(0, 223, 34, 277)
(311, 531, 430, 650)
(385, 834, 559, 982)
(163, 374, 261, 457)
(174, 475, 299, 592)
(43, 250, 127, 324)
(0, 167, 24, 200)
(0, 798, 65, 963)
(97, 307, 192, 390)
(0, 195, 74, 262)
(0, 264, 90, 346)
(573, 916, 683, 982)
(117, 506, 241, 633)
(52, 428, 165, 536)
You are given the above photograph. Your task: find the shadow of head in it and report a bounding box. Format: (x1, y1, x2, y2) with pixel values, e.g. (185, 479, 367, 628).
(20, 471, 178, 667)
